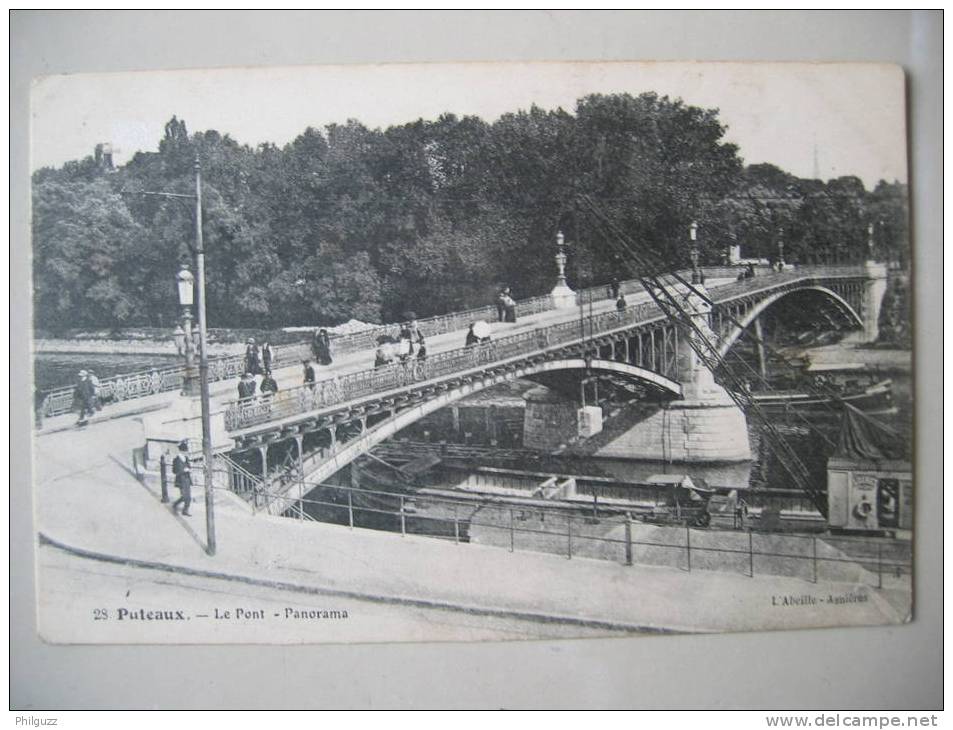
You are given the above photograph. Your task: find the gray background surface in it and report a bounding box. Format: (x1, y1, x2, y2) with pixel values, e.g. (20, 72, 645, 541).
(11, 10, 943, 710)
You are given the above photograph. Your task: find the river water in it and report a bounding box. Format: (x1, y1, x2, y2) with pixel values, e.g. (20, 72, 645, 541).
(33, 352, 183, 392)
(390, 371, 912, 495)
(35, 345, 911, 498)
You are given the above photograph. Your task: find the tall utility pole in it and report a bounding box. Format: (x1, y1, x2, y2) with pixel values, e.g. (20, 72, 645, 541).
(121, 155, 216, 555)
(194, 157, 216, 556)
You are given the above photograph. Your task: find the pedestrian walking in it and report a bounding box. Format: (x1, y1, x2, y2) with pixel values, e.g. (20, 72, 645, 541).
(260, 370, 279, 395)
(502, 288, 517, 323)
(616, 294, 627, 312)
(496, 287, 508, 322)
(88, 370, 102, 411)
(237, 372, 257, 400)
(610, 277, 621, 300)
(72, 370, 95, 427)
(261, 340, 275, 372)
(244, 338, 262, 375)
(303, 360, 316, 389)
(313, 328, 333, 366)
(171, 441, 193, 517)
(465, 324, 479, 347)
(33, 386, 44, 429)
(399, 319, 425, 361)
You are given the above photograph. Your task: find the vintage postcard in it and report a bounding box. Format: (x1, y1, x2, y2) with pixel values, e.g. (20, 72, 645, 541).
(30, 61, 912, 644)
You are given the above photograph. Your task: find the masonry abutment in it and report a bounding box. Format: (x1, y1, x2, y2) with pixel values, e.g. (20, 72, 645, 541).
(863, 261, 888, 342)
(596, 285, 752, 463)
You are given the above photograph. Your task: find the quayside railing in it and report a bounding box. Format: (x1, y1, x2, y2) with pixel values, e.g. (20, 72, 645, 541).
(235, 481, 910, 590)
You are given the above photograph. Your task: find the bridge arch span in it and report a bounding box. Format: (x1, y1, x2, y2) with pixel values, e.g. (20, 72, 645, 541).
(716, 284, 863, 359)
(265, 358, 681, 510)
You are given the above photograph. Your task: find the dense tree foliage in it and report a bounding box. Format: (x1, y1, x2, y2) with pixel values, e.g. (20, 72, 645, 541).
(32, 95, 910, 333)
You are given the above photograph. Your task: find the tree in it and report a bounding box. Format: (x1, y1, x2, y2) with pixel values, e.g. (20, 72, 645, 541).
(868, 180, 910, 268)
(32, 178, 149, 331)
(33, 102, 903, 335)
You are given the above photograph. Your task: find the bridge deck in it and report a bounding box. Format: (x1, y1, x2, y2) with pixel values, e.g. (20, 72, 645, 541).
(36, 267, 866, 438)
(222, 280, 717, 439)
(222, 268, 870, 438)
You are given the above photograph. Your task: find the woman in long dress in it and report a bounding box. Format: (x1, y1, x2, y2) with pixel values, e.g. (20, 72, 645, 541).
(244, 338, 262, 375)
(261, 340, 274, 372)
(313, 328, 333, 366)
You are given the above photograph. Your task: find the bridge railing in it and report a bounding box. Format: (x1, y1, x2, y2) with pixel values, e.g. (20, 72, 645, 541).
(248, 275, 648, 368)
(38, 275, 631, 419)
(222, 266, 870, 433)
(707, 265, 867, 305)
(224, 297, 670, 432)
(38, 265, 863, 419)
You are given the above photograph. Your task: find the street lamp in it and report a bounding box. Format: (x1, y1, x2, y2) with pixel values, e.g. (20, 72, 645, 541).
(689, 221, 702, 284)
(125, 157, 216, 556)
(191, 158, 216, 556)
(555, 231, 568, 287)
(176, 264, 199, 397)
(777, 226, 785, 270)
(551, 229, 576, 308)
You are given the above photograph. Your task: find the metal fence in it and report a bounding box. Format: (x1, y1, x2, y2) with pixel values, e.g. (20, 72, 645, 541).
(250, 482, 910, 589)
(39, 349, 256, 418)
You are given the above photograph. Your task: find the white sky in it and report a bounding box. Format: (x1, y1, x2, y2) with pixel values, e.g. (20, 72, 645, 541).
(31, 61, 907, 187)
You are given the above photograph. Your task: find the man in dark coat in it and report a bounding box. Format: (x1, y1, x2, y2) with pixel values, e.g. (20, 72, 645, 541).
(496, 288, 507, 322)
(260, 370, 279, 395)
(303, 360, 316, 390)
(465, 324, 479, 347)
(313, 329, 333, 366)
(73, 370, 95, 426)
(244, 338, 262, 375)
(171, 441, 192, 516)
(237, 373, 256, 400)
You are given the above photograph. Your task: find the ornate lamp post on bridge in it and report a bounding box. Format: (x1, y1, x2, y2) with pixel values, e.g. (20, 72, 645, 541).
(777, 226, 786, 270)
(689, 221, 703, 285)
(551, 230, 577, 309)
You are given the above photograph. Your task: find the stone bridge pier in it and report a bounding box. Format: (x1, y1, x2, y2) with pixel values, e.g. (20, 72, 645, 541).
(862, 260, 888, 343)
(526, 283, 752, 463)
(598, 284, 751, 463)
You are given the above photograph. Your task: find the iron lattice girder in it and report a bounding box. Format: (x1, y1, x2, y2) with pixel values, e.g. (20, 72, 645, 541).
(227, 273, 868, 449)
(710, 276, 867, 351)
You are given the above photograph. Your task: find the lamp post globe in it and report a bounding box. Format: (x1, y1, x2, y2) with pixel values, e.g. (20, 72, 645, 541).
(176, 264, 198, 397)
